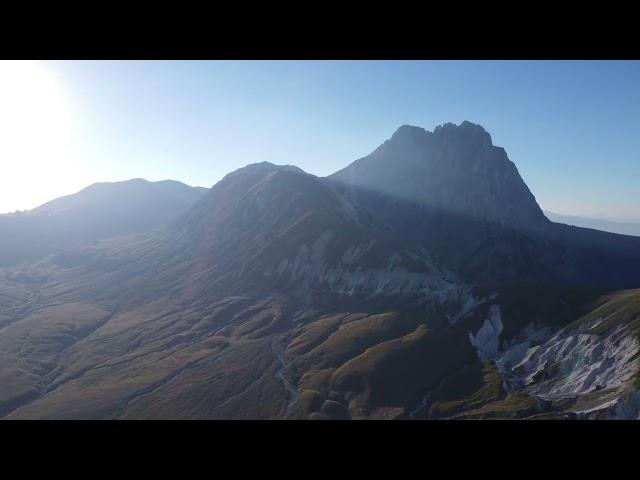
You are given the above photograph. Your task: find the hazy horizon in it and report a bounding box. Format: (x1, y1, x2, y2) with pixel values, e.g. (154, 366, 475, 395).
(2, 60, 640, 221)
(3, 59, 640, 422)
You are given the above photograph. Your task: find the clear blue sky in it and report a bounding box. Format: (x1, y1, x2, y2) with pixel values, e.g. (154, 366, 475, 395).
(2, 60, 639, 221)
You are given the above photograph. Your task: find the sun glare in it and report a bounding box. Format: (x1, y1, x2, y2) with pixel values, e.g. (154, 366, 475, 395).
(0, 60, 79, 213)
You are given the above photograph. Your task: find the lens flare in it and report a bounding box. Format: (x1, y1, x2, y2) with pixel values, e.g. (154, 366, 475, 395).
(0, 60, 78, 212)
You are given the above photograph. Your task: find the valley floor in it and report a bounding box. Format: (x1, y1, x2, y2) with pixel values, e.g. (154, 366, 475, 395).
(1, 260, 639, 420)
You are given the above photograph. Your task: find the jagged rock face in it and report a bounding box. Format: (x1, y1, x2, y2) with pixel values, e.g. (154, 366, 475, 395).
(468, 305, 503, 361)
(330, 121, 548, 232)
(327, 121, 554, 285)
(328, 122, 640, 289)
(495, 320, 639, 402)
(459, 287, 640, 419)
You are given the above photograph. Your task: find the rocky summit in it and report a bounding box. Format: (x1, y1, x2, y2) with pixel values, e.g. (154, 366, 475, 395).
(331, 121, 547, 231)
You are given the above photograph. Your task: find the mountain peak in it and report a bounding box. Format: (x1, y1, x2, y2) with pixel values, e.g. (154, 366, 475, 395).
(225, 161, 309, 179)
(391, 124, 429, 140)
(433, 120, 493, 147)
(329, 120, 545, 231)
(389, 121, 493, 149)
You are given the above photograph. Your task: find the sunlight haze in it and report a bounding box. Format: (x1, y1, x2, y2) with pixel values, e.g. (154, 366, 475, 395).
(1, 60, 639, 221)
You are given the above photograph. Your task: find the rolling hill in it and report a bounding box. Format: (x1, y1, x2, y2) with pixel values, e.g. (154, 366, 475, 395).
(0, 178, 207, 267)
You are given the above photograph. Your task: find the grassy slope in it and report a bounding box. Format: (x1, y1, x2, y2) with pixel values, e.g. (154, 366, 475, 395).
(4, 263, 638, 420)
(562, 288, 640, 337)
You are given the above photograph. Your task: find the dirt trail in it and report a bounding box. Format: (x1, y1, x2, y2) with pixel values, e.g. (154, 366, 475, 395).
(271, 336, 298, 418)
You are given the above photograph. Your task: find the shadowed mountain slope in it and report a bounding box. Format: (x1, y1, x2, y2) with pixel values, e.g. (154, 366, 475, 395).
(331, 121, 548, 231)
(0, 179, 207, 267)
(0, 162, 470, 419)
(328, 121, 640, 289)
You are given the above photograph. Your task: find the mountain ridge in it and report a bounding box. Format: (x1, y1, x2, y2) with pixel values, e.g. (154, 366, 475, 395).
(0, 177, 207, 267)
(1, 121, 639, 420)
(545, 210, 640, 237)
(328, 121, 640, 289)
